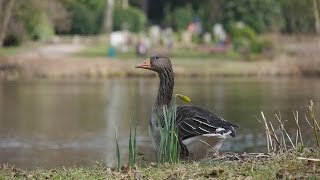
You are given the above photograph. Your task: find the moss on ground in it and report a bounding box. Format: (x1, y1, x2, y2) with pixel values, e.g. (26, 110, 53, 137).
(1, 150, 319, 179)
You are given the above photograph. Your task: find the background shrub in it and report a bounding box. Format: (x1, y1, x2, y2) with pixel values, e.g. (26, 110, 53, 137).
(113, 6, 147, 32)
(65, 0, 105, 34)
(164, 3, 195, 31)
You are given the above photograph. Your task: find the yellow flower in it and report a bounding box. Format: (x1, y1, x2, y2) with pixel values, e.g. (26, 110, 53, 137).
(175, 94, 191, 103)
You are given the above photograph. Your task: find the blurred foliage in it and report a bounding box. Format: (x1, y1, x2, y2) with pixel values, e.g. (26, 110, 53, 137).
(230, 23, 274, 55)
(113, 6, 146, 32)
(162, 0, 316, 34)
(280, 0, 315, 33)
(68, 0, 105, 34)
(2, 0, 71, 46)
(4, 0, 55, 46)
(1, 0, 318, 48)
(69, 3, 99, 34)
(164, 3, 195, 31)
(20, 1, 54, 40)
(223, 0, 283, 33)
(230, 24, 257, 42)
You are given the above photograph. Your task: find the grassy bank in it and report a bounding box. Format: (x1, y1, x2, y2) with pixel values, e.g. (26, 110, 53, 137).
(1, 35, 320, 80)
(1, 150, 319, 179)
(0, 54, 303, 80)
(77, 42, 241, 60)
(0, 42, 41, 56)
(1, 38, 319, 79)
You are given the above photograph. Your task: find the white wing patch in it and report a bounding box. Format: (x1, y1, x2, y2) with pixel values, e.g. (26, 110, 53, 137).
(216, 128, 225, 132)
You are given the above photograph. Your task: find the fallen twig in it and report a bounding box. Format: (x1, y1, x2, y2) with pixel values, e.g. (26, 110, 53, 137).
(298, 157, 320, 162)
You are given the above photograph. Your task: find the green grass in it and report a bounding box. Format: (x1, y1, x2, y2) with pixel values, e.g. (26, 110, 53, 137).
(113, 119, 137, 172)
(113, 122, 121, 172)
(76, 43, 137, 59)
(1, 150, 319, 179)
(0, 42, 41, 56)
(76, 42, 241, 60)
(0, 46, 22, 56)
(154, 105, 180, 164)
(148, 94, 193, 164)
(128, 120, 137, 168)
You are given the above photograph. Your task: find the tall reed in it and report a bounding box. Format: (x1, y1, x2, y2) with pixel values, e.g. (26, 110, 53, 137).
(259, 100, 319, 153)
(307, 100, 320, 148)
(149, 94, 191, 164)
(156, 105, 180, 163)
(113, 120, 138, 171)
(128, 120, 137, 168)
(113, 122, 121, 171)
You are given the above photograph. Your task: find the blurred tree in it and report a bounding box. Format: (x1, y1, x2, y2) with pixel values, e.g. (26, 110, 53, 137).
(41, 0, 72, 34)
(198, 0, 224, 32)
(113, 5, 146, 32)
(164, 3, 195, 31)
(312, 0, 320, 33)
(0, 0, 17, 47)
(281, 0, 315, 33)
(17, 0, 55, 41)
(162, 0, 283, 33)
(130, 0, 148, 17)
(102, 0, 114, 33)
(69, 0, 106, 34)
(1, 0, 71, 46)
(223, 0, 283, 33)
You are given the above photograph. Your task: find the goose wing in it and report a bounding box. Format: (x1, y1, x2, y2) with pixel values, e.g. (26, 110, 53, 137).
(175, 105, 238, 140)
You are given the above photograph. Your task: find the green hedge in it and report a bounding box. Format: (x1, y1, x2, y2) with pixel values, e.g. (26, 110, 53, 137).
(69, 3, 103, 34)
(113, 6, 146, 32)
(230, 24, 274, 54)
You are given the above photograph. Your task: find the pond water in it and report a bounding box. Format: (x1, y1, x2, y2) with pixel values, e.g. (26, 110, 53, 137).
(0, 77, 319, 169)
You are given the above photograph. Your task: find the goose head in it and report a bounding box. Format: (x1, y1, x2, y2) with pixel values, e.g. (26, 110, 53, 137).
(135, 55, 172, 73)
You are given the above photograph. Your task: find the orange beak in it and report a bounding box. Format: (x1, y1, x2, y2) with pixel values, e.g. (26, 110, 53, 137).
(135, 59, 151, 69)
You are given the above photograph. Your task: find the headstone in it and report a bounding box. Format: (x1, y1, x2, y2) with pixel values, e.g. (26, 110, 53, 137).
(136, 33, 150, 56)
(161, 28, 174, 49)
(149, 25, 161, 46)
(182, 31, 192, 46)
(110, 31, 131, 52)
(203, 32, 212, 44)
(213, 24, 227, 44)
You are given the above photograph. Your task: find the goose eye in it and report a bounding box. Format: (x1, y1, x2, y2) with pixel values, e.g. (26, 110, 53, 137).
(155, 56, 159, 60)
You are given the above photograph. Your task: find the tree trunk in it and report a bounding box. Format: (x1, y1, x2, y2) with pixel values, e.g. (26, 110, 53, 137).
(141, 0, 148, 17)
(313, 0, 320, 34)
(0, 0, 17, 48)
(101, 0, 114, 33)
(122, 0, 128, 9)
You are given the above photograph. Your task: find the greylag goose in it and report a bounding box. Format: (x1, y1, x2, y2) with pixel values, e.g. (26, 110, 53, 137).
(136, 55, 238, 159)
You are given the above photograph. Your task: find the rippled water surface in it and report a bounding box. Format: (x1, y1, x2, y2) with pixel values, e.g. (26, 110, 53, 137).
(0, 78, 319, 168)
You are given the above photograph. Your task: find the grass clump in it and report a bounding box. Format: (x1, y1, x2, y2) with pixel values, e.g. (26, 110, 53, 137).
(112, 122, 121, 171)
(259, 100, 320, 153)
(149, 94, 191, 164)
(1, 150, 319, 179)
(156, 105, 180, 163)
(128, 120, 137, 168)
(113, 120, 138, 172)
(149, 94, 192, 164)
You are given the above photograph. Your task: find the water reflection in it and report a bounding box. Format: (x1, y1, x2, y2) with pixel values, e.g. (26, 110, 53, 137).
(0, 78, 319, 168)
